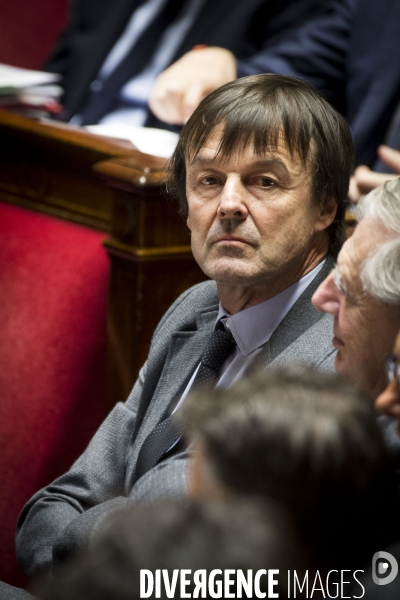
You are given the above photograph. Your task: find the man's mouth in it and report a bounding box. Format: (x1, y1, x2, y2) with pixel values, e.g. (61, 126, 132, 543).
(213, 236, 251, 245)
(332, 334, 344, 348)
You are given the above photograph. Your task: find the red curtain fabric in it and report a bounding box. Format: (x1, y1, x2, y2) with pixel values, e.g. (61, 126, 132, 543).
(0, 202, 109, 586)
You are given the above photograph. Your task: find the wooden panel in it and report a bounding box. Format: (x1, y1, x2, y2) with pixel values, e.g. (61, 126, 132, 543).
(0, 112, 133, 230)
(94, 154, 206, 409)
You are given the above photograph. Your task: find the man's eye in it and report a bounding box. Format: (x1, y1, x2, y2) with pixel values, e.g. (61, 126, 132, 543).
(333, 268, 360, 303)
(201, 176, 218, 186)
(257, 177, 274, 188)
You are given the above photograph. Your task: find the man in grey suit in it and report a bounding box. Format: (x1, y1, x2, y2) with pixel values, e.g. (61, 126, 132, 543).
(16, 74, 354, 579)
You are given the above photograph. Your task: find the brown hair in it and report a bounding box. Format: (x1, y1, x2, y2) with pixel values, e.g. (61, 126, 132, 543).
(167, 74, 354, 257)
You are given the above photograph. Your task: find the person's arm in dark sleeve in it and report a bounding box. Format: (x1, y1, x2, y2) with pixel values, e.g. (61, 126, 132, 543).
(148, 0, 342, 124)
(237, 0, 357, 111)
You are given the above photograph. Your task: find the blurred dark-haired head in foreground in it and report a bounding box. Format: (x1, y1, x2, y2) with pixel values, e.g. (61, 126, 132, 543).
(36, 498, 306, 600)
(184, 366, 400, 573)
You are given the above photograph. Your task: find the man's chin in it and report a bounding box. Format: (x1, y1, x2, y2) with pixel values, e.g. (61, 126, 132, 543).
(201, 259, 257, 285)
(335, 353, 378, 397)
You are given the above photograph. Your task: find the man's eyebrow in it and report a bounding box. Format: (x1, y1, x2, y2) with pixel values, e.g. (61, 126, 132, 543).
(189, 156, 289, 173)
(249, 159, 289, 173)
(189, 156, 216, 166)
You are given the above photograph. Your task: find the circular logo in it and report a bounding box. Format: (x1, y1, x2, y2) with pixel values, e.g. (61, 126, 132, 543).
(372, 551, 398, 586)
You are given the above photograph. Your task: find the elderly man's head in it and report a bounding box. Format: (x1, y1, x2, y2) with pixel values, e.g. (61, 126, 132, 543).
(167, 75, 353, 311)
(312, 178, 400, 399)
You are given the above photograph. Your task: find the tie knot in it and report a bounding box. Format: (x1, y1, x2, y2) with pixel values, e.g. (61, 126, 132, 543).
(201, 328, 236, 372)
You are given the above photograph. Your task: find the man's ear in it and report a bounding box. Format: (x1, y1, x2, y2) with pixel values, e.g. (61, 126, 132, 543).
(314, 199, 337, 232)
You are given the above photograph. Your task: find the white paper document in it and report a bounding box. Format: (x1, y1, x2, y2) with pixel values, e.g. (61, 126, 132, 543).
(0, 63, 60, 94)
(86, 124, 179, 158)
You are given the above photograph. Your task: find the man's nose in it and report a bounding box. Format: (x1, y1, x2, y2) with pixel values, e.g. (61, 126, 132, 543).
(375, 380, 400, 420)
(217, 177, 248, 219)
(312, 274, 340, 316)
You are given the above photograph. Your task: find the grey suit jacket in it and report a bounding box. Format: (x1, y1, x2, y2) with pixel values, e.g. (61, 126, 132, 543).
(0, 582, 36, 600)
(16, 257, 335, 578)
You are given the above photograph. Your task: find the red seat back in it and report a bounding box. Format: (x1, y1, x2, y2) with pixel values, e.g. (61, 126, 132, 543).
(0, 202, 109, 586)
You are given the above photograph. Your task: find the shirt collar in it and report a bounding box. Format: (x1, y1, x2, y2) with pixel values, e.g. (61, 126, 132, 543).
(216, 260, 325, 356)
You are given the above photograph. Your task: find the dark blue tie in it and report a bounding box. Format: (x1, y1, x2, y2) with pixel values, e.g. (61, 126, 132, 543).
(135, 327, 236, 480)
(78, 0, 184, 124)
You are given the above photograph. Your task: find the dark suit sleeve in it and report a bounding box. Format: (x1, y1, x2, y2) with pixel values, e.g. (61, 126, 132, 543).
(236, 0, 356, 112)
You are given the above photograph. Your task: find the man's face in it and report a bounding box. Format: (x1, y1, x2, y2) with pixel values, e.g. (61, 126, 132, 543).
(185, 130, 335, 306)
(312, 218, 400, 398)
(375, 329, 400, 430)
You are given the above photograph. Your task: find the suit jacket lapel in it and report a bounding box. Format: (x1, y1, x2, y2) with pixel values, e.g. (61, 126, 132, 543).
(257, 256, 335, 368)
(128, 303, 218, 478)
(142, 305, 218, 426)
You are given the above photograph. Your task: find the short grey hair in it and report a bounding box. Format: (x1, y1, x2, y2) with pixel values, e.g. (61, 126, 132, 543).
(356, 177, 400, 305)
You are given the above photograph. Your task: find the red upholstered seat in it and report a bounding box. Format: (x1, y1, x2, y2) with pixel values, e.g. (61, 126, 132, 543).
(0, 202, 109, 587)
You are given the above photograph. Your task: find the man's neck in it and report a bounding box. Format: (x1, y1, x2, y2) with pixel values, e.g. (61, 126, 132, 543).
(217, 247, 328, 315)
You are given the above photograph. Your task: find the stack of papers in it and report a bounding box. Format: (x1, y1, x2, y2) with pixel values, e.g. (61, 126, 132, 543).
(0, 63, 62, 118)
(0, 64, 180, 158)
